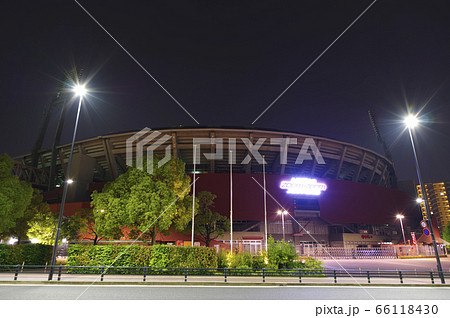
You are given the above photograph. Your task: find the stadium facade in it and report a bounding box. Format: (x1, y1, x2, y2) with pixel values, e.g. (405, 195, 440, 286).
(16, 127, 418, 250)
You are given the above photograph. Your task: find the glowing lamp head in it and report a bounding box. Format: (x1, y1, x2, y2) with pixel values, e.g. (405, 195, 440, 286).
(416, 198, 423, 203)
(73, 84, 87, 97)
(396, 214, 404, 219)
(404, 114, 418, 129)
(277, 210, 288, 215)
(66, 179, 74, 184)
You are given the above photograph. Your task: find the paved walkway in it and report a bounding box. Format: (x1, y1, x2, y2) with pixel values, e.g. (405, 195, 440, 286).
(0, 272, 447, 285)
(323, 258, 450, 271)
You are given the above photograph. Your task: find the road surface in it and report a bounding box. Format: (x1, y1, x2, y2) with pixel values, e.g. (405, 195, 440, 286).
(0, 284, 449, 300)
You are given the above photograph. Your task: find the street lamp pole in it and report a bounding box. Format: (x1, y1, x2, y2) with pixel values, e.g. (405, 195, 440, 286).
(396, 215, 407, 248)
(406, 115, 445, 284)
(48, 85, 86, 281)
(263, 155, 268, 252)
(277, 210, 287, 241)
(229, 150, 233, 252)
(191, 144, 197, 246)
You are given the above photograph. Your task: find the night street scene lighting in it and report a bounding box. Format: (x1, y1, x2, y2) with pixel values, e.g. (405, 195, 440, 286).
(404, 113, 445, 284)
(48, 83, 87, 281)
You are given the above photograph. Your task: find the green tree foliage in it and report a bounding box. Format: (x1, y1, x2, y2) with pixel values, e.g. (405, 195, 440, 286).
(75, 208, 103, 245)
(61, 213, 87, 242)
(27, 207, 57, 244)
(0, 189, 43, 243)
(443, 222, 450, 243)
(0, 153, 33, 234)
(27, 199, 85, 245)
(91, 156, 193, 245)
(194, 191, 230, 247)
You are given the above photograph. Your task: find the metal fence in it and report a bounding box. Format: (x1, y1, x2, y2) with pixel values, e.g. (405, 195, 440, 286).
(0, 264, 448, 284)
(295, 245, 448, 259)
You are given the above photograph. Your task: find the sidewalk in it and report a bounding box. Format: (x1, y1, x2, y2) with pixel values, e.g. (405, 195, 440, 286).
(0, 272, 447, 285)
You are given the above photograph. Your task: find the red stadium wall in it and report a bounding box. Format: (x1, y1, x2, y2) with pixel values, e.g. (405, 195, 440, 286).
(193, 173, 416, 225)
(49, 173, 416, 227)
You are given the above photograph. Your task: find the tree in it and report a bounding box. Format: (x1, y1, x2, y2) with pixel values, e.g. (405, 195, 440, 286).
(26, 196, 86, 245)
(74, 208, 103, 245)
(91, 156, 193, 245)
(443, 222, 450, 244)
(194, 191, 230, 247)
(1, 189, 47, 243)
(0, 153, 33, 234)
(61, 213, 87, 243)
(27, 207, 57, 245)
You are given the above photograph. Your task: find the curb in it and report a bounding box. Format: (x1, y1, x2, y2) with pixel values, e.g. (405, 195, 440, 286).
(0, 281, 449, 287)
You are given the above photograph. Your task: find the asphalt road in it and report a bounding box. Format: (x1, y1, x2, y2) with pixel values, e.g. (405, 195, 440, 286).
(323, 258, 450, 271)
(0, 284, 449, 300)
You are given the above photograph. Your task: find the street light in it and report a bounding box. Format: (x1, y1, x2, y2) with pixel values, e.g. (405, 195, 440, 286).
(396, 214, 407, 248)
(404, 113, 445, 284)
(48, 83, 87, 281)
(277, 210, 288, 241)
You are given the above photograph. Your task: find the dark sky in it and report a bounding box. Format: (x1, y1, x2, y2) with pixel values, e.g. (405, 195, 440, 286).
(1, 0, 449, 182)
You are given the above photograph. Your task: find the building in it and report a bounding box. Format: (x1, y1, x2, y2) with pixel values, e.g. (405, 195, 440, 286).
(417, 182, 450, 235)
(16, 127, 417, 250)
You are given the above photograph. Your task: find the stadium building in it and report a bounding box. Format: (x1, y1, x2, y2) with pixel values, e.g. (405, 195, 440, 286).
(14, 127, 418, 251)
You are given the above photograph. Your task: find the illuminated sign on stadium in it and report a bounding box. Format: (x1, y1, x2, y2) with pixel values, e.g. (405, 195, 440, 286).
(280, 178, 327, 195)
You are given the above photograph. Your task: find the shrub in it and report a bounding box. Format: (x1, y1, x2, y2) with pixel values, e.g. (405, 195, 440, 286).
(0, 244, 52, 265)
(266, 236, 297, 269)
(217, 249, 228, 268)
(67, 244, 218, 269)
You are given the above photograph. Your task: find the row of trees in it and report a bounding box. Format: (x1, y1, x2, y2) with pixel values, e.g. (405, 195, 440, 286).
(90, 155, 229, 246)
(0, 154, 81, 244)
(0, 153, 229, 247)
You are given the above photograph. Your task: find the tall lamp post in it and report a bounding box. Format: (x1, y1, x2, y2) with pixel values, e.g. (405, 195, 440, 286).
(405, 114, 445, 284)
(48, 84, 87, 281)
(262, 155, 268, 252)
(396, 214, 407, 248)
(191, 144, 197, 246)
(277, 210, 288, 241)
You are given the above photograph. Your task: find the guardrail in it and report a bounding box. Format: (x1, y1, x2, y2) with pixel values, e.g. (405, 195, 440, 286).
(0, 265, 449, 284)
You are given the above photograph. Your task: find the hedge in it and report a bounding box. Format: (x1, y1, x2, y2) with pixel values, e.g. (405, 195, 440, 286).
(67, 244, 218, 269)
(0, 244, 53, 265)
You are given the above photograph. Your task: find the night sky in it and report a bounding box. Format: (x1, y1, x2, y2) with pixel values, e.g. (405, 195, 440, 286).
(1, 0, 449, 182)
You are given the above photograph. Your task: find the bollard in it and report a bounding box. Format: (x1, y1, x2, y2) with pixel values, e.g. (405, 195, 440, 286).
(298, 269, 302, 283)
(57, 265, 62, 281)
(224, 268, 228, 283)
(143, 267, 147, 282)
(262, 268, 265, 283)
(14, 265, 20, 281)
(399, 271, 403, 284)
(101, 266, 106, 282)
(430, 271, 435, 284)
(333, 270, 337, 283)
(184, 267, 188, 282)
(367, 271, 371, 284)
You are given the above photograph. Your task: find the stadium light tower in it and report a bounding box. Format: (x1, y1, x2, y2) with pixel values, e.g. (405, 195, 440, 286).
(404, 113, 445, 284)
(48, 84, 87, 281)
